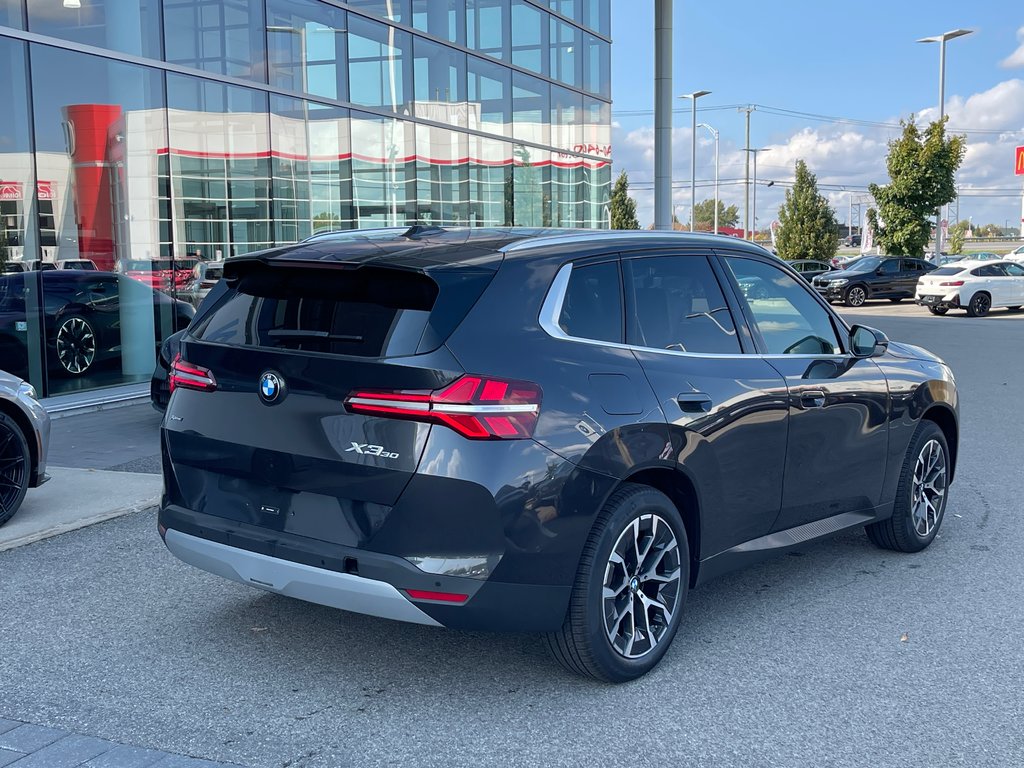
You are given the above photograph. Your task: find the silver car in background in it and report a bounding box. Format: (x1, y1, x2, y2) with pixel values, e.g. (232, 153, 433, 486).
(187, 261, 224, 308)
(0, 370, 50, 526)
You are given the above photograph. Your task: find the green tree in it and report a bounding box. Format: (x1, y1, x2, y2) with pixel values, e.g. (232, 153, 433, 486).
(692, 198, 739, 231)
(608, 170, 640, 230)
(947, 220, 968, 255)
(775, 160, 839, 262)
(868, 116, 966, 257)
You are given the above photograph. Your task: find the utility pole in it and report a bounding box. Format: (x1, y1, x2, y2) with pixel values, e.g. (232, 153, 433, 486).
(653, 0, 673, 230)
(739, 105, 755, 239)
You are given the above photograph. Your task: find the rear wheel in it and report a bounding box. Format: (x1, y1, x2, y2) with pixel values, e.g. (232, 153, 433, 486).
(0, 412, 31, 527)
(545, 483, 689, 682)
(966, 292, 991, 318)
(866, 420, 949, 553)
(55, 315, 97, 375)
(844, 285, 867, 307)
(927, 306, 948, 316)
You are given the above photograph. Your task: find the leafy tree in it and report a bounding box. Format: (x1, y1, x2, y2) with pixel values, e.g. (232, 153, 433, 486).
(609, 171, 640, 230)
(868, 116, 966, 257)
(947, 221, 967, 255)
(775, 160, 839, 262)
(692, 198, 739, 231)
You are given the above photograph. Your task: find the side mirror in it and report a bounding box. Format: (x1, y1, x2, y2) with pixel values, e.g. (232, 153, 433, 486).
(850, 324, 888, 358)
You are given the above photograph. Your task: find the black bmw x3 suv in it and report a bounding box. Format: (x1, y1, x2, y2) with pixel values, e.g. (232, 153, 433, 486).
(159, 228, 959, 682)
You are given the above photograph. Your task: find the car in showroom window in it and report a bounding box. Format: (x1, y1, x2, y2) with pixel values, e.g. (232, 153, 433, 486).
(159, 229, 960, 683)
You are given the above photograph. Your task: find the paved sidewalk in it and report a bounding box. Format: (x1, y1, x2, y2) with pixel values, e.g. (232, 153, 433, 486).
(47, 403, 163, 475)
(0, 718, 246, 767)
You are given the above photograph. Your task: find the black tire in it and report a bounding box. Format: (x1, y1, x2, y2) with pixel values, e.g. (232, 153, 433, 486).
(889, 297, 904, 303)
(545, 483, 690, 683)
(844, 284, 868, 307)
(865, 420, 949, 553)
(0, 412, 31, 527)
(965, 292, 991, 318)
(54, 315, 97, 376)
(927, 306, 948, 316)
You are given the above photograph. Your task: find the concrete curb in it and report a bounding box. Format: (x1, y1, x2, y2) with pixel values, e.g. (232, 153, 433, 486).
(0, 500, 159, 553)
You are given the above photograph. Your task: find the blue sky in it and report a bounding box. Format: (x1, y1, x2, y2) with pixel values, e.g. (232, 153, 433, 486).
(609, 1, 1024, 230)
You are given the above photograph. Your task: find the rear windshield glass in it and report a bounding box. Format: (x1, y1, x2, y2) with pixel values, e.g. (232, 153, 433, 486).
(930, 267, 965, 276)
(192, 265, 447, 358)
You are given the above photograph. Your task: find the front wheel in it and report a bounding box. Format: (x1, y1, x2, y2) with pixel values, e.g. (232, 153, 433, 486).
(545, 484, 689, 682)
(927, 306, 948, 316)
(966, 292, 991, 318)
(866, 420, 949, 553)
(0, 412, 31, 527)
(844, 285, 868, 307)
(55, 315, 97, 375)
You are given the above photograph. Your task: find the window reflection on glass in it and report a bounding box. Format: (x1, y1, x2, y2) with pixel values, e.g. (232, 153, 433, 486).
(468, 54, 511, 137)
(512, 72, 549, 148)
(351, 112, 414, 228)
(511, 0, 546, 75)
(267, 0, 348, 102)
(467, 135, 512, 227)
(583, 97, 611, 155)
(467, 0, 507, 60)
(0, 0, 25, 29)
(583, 0, 609, 36)
(413, 37, 467, 128)
(348, 14, 412, 114)
(551, 84, 582, 153)
(167, 73, 271, 262)
(27, 0, 162, 59)
(412, 0, 465, 47)
(550, 17, 580, 88)
(347, 0, 411, 26)
(307, 100, 355, 235)
(164, 0, 267, 82)
(550, 157, 582, 228)
(549, 0, 579, 22)
(584, 33, 610, 98)
(415, 124, 468, 227)
(513, 144, 550, 227)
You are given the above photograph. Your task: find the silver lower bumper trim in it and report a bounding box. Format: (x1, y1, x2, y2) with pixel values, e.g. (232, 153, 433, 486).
(164, 529, 441, 626)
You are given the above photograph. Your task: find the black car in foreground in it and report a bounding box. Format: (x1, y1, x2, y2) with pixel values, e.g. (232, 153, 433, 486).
(812, 255, 937, 306)
(159, 228, 959, 682)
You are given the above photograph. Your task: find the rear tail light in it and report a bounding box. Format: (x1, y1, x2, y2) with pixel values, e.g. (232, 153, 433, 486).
(939, 280, 965, 287)
(405, 589, 469, 603)
(345, 375, 542, 440)
(169, 353, 217, 393)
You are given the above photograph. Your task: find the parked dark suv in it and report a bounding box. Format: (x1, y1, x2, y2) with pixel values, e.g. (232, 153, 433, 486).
(812, 255, 937, 306)
(159, 228, 959, 682)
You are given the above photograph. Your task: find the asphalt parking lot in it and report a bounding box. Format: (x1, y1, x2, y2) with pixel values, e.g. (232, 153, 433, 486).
(1, 300, 1022, 767)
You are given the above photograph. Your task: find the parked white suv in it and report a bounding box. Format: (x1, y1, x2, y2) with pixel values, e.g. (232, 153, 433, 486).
(916, 259, 1024, 317)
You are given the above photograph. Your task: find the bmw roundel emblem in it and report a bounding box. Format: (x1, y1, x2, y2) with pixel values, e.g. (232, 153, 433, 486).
(259, 371, 284, 404)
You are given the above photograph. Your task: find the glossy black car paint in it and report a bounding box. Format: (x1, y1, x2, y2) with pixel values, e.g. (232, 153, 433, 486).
(159, 229, 959, 633)
(813, 257, 937, 302)
(0, 271, 194, 380)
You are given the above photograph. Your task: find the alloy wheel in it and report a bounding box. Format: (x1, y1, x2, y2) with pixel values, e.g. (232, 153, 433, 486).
(970, 294, 991, 317)
(602, 514, 682, 659)
(847, 286, 866, 307)
(0, 421, 27, 519)
(911, 438, 947, 537)
(56, 317, 96, 374)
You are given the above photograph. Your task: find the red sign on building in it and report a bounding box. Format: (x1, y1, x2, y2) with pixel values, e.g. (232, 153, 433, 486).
(0, 181, 23, 201)
(37, 181, 56, 200)
(1016, 145, 1024, 176)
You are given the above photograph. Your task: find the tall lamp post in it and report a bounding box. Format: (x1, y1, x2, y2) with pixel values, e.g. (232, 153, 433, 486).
(698, 122, 719, 234)
(745, 147, 770, 240)
(680, 90, 711, 232)
(917, 28, 972, 255)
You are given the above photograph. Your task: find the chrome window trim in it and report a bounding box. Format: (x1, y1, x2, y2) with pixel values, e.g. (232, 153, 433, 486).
(539, 261, 852, 362)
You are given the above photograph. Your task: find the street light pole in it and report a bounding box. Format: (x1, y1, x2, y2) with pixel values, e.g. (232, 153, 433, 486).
(680, 91, 711, 232)
(698, 123, 719, 234)
(917, 28, 972, 255)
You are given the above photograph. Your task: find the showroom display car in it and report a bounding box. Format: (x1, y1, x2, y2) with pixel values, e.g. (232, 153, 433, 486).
(0, 370, 50, 527)
(159, 228, 960, 682)
(916, 259, 1024, 316)
(0, 270, 195, 380)
(812, 255, 937, 306)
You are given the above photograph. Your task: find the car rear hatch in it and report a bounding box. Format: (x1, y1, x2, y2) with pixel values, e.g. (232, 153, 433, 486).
(162, 249, 498, 549)
(917, 267, 964, 296)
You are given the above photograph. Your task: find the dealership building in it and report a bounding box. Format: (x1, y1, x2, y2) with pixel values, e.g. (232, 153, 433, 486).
(0, 0, 611, 400)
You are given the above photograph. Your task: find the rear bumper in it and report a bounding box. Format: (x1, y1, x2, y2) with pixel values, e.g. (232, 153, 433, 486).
(159, 503, 571, 632)
(916, 292, 960, 309)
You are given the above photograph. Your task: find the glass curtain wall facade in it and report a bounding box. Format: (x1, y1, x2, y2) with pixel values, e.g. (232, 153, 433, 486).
(0, 0, 611, 399)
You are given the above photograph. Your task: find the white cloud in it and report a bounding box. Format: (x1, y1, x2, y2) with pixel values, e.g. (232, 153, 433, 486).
(1002, 26, 1024, 69)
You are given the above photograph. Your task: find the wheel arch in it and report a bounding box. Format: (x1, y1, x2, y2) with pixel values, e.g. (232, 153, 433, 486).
(0, 399, 38, 483)
(921, 404, 958, 481)
(620, 466, 701, 588)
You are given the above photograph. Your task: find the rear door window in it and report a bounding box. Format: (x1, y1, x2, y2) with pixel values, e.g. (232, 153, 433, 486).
(558, 261, 622, 343)
(624, 254, 740, 354)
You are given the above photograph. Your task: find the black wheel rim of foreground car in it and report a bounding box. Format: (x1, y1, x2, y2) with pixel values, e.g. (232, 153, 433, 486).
(0, 421, 28, 517)
(603, 513, 682, 659)
(56, 317, 96, 374)
(911, 438, 947, 537)
(971, 295, 991, 316)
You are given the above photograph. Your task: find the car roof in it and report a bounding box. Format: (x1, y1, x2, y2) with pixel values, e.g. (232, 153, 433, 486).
(226, 227, 771, 272)
(951, 259, 1015, 268)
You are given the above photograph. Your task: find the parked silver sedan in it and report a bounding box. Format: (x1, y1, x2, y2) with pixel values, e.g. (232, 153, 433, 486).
(0, 370, 50, 526)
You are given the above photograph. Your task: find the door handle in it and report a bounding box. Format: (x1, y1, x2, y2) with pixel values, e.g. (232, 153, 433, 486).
(800, 390, 827, 408)
(677, 392, 713, 413)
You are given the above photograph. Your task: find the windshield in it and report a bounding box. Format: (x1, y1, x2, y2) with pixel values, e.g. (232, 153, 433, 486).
(848, 257, 880, 271)
(930, 267, 965, 276)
